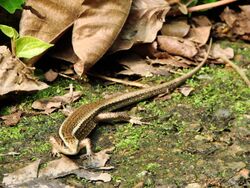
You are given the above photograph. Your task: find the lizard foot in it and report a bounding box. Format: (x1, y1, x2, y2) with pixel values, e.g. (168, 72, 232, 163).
(129, 116, 150, 125)
(49, 136, 62, 157)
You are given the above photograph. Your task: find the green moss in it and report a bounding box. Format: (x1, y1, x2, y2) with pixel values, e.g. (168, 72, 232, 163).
(146, 162, 160, 173)
(115, 124, 144, 153)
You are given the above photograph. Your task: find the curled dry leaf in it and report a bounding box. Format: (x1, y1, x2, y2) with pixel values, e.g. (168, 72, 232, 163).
(179, 86, 194, 96)
(0, 46, 48, 96)
(111, 0, 170, 53)
(157, 36, 198, 58)
(72, 0, 132, 75)
(1, 111, 22, 126)
(32, 90, 83, 114)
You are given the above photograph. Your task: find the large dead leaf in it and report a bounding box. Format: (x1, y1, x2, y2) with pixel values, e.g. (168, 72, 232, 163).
(111, 0, 170, 53)
(19, 0, 83, 43)
(20, 0, 132, 75)
(39, 156, 79, 178)
(0, 46, 48, 96)
(2, 159, 41, 187)
(72, 0, 132, 75)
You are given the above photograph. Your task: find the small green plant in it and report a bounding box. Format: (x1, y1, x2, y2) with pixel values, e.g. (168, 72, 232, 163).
(0, 0, 25, 14)
(0, 24, 53, 58)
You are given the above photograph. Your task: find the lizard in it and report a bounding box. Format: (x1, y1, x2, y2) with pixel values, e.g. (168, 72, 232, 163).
(49, 41, 212, 157)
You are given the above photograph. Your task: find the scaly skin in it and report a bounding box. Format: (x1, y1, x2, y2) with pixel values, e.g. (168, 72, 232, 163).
(50, 41, 211, 156)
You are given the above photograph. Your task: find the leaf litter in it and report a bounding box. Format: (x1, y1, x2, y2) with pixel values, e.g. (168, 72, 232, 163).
(1, 0, 249, 187)
(2, 148, 114, 187)
(32, 86, 83, 114)
(0, 46, 48, 96)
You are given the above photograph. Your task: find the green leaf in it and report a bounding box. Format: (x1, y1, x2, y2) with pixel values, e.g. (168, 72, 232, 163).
(0, 0, 25, 14)
(15, 36, 54, 59)
(0, 24, 19, 39)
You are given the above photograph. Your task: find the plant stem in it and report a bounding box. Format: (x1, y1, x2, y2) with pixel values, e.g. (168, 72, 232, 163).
(11, 38, 16, 57)
(188, 0, 237, 13)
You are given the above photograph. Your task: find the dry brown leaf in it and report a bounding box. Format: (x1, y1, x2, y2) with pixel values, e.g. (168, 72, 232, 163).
(21, 179, 73, 188)
(20, 0, 132, 74)
(38, 156, 79, 178)
(161, 19, 190, 37)
(1, 111, 22, 126)
(2, 147, 114, 186)
(111, 0, 170, 53)
(179, 86, 194, 96)
(186, 26, 211, 46)
(220, 6, 250, 37)
(118, 54, 169, 77)
(44, 69, 58, 82)
(72, 0, 132, 75)
(118, 55, 155, 77)
(0, 46, 48, 96)
(192, 16, 212, 27)
(2, 159, 41, 187)
(73, 169, 112, 182)
(210, 44, 234, 60)
(220, 7, 237, 28)
(32, 90, 83, 114)
(157, 36, 198, 58)
(83, 147, 115, 169)
(19, 0, 83, 43)
(148, 57, 190, 68)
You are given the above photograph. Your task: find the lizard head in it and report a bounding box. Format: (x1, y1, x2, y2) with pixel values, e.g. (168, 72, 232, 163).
(50, 136, 80, 156)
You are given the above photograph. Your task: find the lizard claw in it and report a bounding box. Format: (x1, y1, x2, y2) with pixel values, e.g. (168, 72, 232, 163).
(129, 116, 150, 125)
(49, 136, 62, 157)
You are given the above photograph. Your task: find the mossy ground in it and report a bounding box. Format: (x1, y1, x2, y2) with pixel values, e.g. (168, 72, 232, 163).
(0, 40, 250, 187)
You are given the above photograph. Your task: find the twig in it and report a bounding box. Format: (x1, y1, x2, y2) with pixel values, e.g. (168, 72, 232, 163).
(0, 152, 20, 157)
(188, 0, 237, 13)
(58, 73, 76, 80)
(88, 73, 148, 88)
(220, 56, 250, 88)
